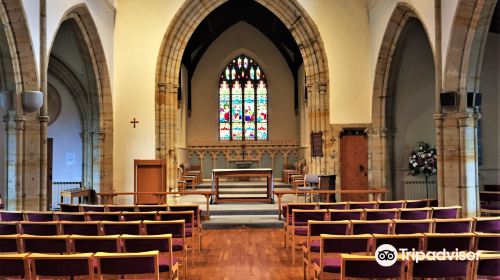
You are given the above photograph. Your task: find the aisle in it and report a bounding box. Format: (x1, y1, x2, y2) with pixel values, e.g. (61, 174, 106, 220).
(188, 228, 302, 280)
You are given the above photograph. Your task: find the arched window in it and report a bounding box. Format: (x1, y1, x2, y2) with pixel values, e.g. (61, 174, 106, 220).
(219, 55, 268, 141)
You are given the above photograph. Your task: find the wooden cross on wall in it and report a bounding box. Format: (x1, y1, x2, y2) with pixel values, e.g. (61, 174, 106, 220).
(130, 118, 139, 128)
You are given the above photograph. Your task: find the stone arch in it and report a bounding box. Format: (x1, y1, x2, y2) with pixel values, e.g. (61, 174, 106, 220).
(370, 3, 436, 198)
(155, 0, 330, 187)
(48, 4, 113, 192)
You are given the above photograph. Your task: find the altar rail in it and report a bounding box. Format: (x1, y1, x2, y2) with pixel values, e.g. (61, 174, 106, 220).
(98, 191, 215, 218)
(181, 144, 303, 180)
(273, 189, 388, 219)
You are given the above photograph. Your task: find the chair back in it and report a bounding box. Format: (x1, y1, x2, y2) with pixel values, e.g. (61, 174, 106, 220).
(21, 234, 70, 253)
(424, 233, 475, 252)
(60, 221, 101, 235)
(474, 217, 500, 233)
(409, 257, 472, 278)
(95, 250, 160, 279)
(100, 221, 142, 235)
(377, 200, 405, 209)
(71, 235, 121, 253)
(0, 234, 20, 253)
(364, 209, 399, 220)
(340, 254, 405, 279)
(351, 220, 392, 234)
(405, 199, 428, 208)
(79, 204, 105, 212)
(0, 222, 18, 235)
(292, 209, 327, 226)
(136, 205, 169, 212)
(23, 211, 54, 222)
(121, 234, 173, 253)
(106, 205, 136, 212)
(0, 253, 30, 278)
(143, 220, 185, 239)
(59, 204, 80, 212)
(475, 253, 500, 278)
(474, 233, 500, 252)
(54, 212, 86, 221)
(29, 253, 94, 279)
(309, 221, 350, 236)
(286, 204, 317, 222)
(329, 209, 364, 221)
(348, 201, 377, 210)
(432, 206, 461, 219)
(18, 221, 59, 235)
(317, 202, 347, 210)
(121, 211, 158, 221)
(433, 218, 473, 233)
(392, 219, 434, 234)
(399, 208, 432, 220)
(320, 234, 371, 254)
(484, 185, 500, 192)
(169, 205, 201, 226)
(372, 233, 423, 252)
(0, 211, 23, 222)
(85, 212, 121, 221)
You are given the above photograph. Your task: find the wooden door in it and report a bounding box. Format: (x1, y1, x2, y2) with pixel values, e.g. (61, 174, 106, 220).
(47, 138, 53, 210)
(134, 159, 166, 204)
(340, 130, 368, 201)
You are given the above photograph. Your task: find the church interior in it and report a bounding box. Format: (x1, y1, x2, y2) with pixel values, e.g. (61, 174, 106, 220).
(0, 0, 498, 279)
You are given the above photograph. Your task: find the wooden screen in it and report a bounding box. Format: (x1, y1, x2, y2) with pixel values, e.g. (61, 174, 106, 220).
(134, 159, 166, 204)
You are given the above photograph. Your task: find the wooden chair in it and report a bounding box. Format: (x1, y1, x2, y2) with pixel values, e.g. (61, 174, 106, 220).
(408, 253, 473, 279)
(376, 200, 406, 209)
(54, 212, 86, 221)
(136, 204, 169, 212)
(169, 204, 203, 250)
(85, 211, 121, 221)
(290, 209, 327, 265)
(0, 221, 19, 235)
(351, 220, 393, 234)
(474, 232, 500, 252)
(372, 233, 424, 253)
(432, 206, 462, 219)
(340, 254, 406, 279)
(105, 204, 136, 212)
(282, 203, 317, 247)
(121, 234, 180, 280)
(347, 201, 378, 210)
(121, 211, 159, 221)
(60, 221, 101, 235)
(17, 221, 59, 235)
(405, 199, 429, 208)
(364, 209, 399, 220)
(433, 218, 474, 233)
(423, 233, 475, 252)
(159, 211, 197, 253)
(399, 207, 432, 220)
(59, 203, 80, 212)
(473, 216, 500, 233)
(79, 204, 105, 212)
(20, 234, 70, 254)
(317, 202, 348, 210)
(328, 209, 364, 221)
(0, 253, 31, 279)
(313, 234, 372, 280)
(0, 234, 21, 253)
(392, 219, 434, 234)
(95, 250, 161, 280)
(472, 253, 500, 279)
(100, 221, 142, 235)
(70, 234, 121, 253)
(0, 210, 23, 222)
(29, 252, 94, 279)
(178, 166, 197, 190)
(23, 211, 54, 222)
(479, 191, 500, 215)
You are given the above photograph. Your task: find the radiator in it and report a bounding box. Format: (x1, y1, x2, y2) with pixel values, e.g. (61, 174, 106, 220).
(51, 182, 82, 209)
(403, 176, 437, 200)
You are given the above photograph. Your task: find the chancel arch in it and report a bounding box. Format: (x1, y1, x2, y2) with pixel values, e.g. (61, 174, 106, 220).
(156, 0, 330, 187)
(47, 4, 114, 198)
(370, 3, 436, 200)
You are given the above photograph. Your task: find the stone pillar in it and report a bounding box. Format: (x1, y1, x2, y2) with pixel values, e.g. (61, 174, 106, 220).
(441, 111, 479, 217)
(369, 127, 394, 198)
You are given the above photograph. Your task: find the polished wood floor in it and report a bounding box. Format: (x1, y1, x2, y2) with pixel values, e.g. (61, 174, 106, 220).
(188, 228, 302, 280)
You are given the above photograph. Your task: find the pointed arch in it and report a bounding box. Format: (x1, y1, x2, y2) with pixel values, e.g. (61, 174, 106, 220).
(370, 3, 436, 196)
(155, 0, 330, 187)
(49, 4, 113, 192)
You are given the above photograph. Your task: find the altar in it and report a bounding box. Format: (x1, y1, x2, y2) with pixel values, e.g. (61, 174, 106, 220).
(211, 168, 274, 204)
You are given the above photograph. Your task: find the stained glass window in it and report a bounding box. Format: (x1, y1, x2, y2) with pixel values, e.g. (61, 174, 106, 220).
(219, 55, 268, 141)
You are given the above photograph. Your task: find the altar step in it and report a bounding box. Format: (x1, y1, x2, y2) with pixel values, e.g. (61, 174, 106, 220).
(202, 215, 283, 229)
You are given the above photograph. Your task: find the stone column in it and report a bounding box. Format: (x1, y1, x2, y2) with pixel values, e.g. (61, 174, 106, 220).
(369, 127, 394, 198)
(441, 111, 479, 217)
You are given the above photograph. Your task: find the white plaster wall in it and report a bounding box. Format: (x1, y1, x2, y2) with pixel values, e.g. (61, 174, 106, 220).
(22, 0, 115, 89)
(47, 76, 82, 182)
(187, 22, 297, 143)
(393, 22, 436, 199)
(479, 33, 500, 185)
(113, 0, 183, 195)
(298, 0, 370, 124)
(0, 107, 4, 204)
(441, 0, 459, 77)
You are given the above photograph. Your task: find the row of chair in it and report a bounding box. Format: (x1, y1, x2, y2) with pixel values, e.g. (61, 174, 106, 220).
(285, 207, 463, 224)
(311, 233, 499, 280)
(480, 190, 500, 215)
(282, 200, 443, 218)
(288, 216, 500, 265)
(316, 251, 499, 280)
(57, 203, 202, 214)
(0, 250, 175, 280)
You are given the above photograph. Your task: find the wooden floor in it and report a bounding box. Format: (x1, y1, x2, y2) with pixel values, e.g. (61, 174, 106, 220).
(188, 228, 302, 280)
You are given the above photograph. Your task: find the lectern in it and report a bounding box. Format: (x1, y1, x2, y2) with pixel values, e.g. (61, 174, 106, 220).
(134, 159, 166, 204)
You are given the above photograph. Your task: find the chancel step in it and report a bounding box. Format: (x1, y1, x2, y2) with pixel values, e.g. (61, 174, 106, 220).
(202, 215, 284, 229)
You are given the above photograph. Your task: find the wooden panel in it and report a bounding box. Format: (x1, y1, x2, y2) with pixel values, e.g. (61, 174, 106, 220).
(311, 132, 323, 156)
(134, 160, 166, 204)
(340, 132, 368, 201)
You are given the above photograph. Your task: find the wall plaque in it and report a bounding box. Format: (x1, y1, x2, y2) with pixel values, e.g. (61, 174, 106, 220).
(311, 132, 323, 157)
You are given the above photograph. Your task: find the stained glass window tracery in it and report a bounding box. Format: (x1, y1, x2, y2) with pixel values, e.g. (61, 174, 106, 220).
(219, 55, 268, 141)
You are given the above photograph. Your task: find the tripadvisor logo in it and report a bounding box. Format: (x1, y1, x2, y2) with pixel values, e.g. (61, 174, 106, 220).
(375, 244, 398, 267)
(374, 244, 481, 267)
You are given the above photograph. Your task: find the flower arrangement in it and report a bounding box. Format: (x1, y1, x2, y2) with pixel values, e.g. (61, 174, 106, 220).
(408, 142, 437, 176)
